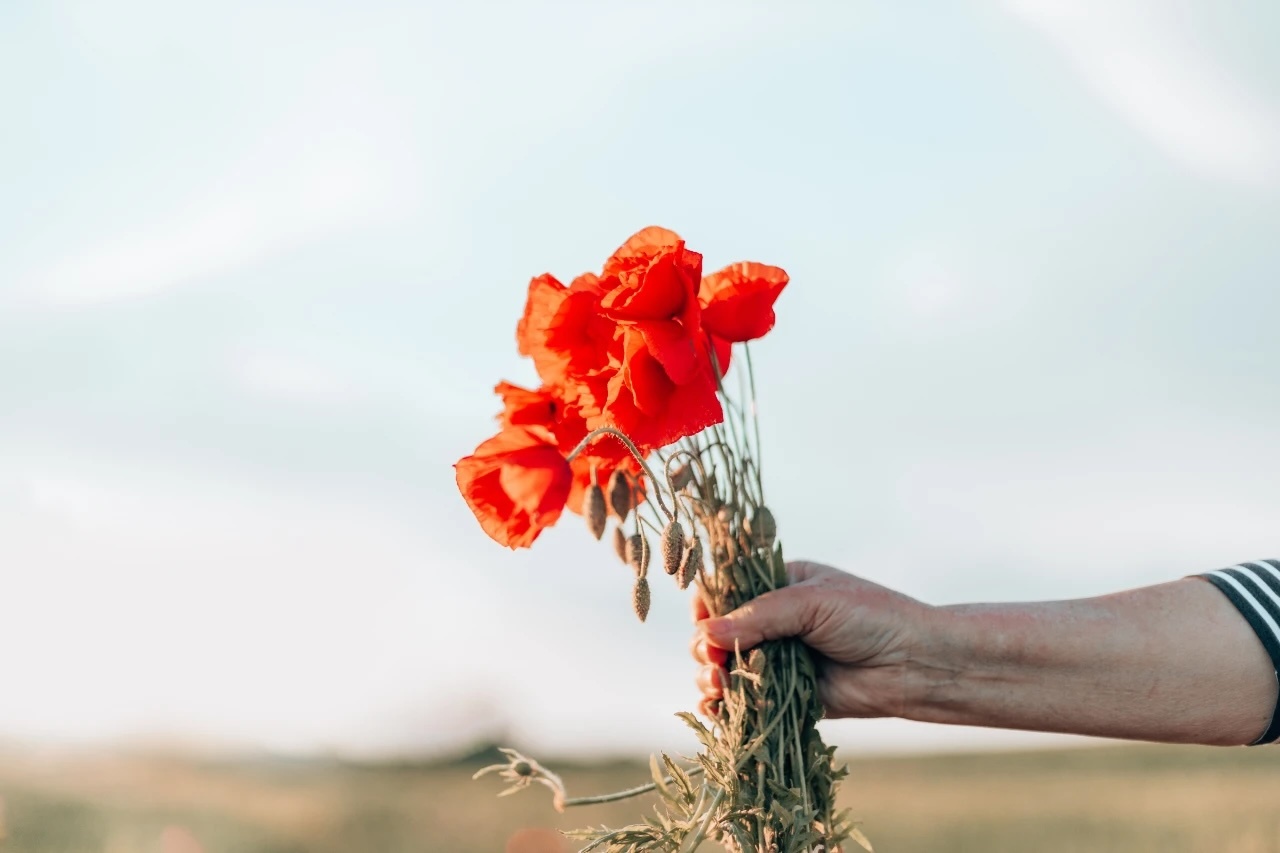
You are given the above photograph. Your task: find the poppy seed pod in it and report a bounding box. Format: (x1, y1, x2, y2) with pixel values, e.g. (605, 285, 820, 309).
(677, 538, 702, 590)
(661, 520, 685, 575)
(746, 505, 777, 547)
(612, 526, 628, 564)
(584, 483, 607, 540)
(606, 469, 632, 520)
(633, 576, 651, 622)
(626, 533, 650, 576)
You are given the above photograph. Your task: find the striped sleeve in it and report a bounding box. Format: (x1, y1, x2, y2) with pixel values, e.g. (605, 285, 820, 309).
(1197, 559, 1280, 745)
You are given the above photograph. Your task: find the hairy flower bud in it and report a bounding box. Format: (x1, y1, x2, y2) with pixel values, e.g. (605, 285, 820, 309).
(677, 537, 702, 590)
(747, 648, 766, 677)
(746, 505, 777, 547)
(633, 576, 651, 622)
(626, 533, 650, 576)
(612, 526, 628, 564)
(585, 483, 607, 540)
(661, 520, 685, 575)
(606, 469, 632, 521)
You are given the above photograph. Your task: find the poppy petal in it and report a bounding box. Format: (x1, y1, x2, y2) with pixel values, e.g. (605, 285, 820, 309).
(455, 426, 572, 549)
(637, 320, 700, 385)
(699, 262, 789, 343)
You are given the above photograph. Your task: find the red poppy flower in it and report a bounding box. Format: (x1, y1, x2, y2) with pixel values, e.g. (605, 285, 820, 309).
(492, 381, 646, 515)
(534, 394, 646, 515)
(508, 229, 774, 456)
(594, 326, 723, 449)
(516, 273, 616, 403)
(600, 227, 702, 324)
(494, 381, 559, 429)
(599, 228, 710, 384)
(699, 262, 789, 343)
(455, 426, 573, 549)
(461, 228, 790, 550)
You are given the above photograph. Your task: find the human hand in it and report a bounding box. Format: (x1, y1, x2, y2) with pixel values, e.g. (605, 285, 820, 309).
(691, 560, 932, 719)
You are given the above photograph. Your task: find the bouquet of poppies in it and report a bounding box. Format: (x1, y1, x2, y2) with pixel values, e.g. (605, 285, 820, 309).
(456, 228, 864, 853)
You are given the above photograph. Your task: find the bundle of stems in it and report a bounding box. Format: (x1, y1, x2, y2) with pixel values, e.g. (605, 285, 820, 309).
(477, 352, 866, 853)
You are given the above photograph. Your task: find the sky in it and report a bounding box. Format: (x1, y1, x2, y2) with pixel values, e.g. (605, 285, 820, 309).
(1, 0, 1278, 761)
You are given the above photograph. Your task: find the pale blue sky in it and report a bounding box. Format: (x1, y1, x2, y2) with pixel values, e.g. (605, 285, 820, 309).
(1, 0, 1278, 758)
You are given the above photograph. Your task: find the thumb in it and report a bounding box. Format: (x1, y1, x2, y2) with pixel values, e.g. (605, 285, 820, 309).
(699, 585, 820, 651)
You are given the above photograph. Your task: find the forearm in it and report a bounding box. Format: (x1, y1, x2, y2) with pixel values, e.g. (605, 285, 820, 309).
(905, 578, 1277, 745)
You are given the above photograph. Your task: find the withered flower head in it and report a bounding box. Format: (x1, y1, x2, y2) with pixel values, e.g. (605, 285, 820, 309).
(472, 748, 567, 812)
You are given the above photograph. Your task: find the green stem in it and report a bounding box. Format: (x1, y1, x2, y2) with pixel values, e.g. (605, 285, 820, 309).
(744, 343, 765, 502)
(560, 765, 706, 808)
(789, 643, 811, 811)
(681, 787, 726, 853)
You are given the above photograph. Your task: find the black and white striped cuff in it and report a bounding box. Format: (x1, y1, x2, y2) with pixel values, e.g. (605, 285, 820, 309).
(1198, 559, 1280, 745)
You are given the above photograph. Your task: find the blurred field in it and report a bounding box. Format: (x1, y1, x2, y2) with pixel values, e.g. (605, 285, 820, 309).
(3, 741, 1280, 852)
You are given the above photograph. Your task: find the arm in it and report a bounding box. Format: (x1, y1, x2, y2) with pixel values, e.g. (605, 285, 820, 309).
(910, 578, 1275, 745)
(695, 563, 1278, 747)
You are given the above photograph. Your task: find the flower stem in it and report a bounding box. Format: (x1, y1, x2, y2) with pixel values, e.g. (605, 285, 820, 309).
(560, 765, 706, 808)
(565, 427, 674, 521)
(681, 787, 726, 852)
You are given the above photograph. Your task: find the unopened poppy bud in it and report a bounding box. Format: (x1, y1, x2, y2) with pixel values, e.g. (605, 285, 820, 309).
(670, 464, 693, 491)
(607, 469, 632, 521)
(661, 520, 684, 575)
(584, 483, 607, 540)
(747, 648, 766, 676)
(612, 526, 628, 564)
(746, 505, 777, 547)
(677, 538, 702, 590)
(626, 533, 650, 576)
(633, 576, 651, 622)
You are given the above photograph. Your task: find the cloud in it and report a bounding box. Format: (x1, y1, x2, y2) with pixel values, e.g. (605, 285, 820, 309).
(1004, 0, 1280, 187)
(14, 86, 415, 309)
